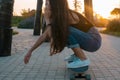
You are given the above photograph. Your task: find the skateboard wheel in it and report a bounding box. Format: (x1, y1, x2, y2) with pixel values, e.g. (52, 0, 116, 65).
(85, 74, 91, 80)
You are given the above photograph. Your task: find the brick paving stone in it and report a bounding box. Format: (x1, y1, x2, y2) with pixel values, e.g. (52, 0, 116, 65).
(35, 79, 44, 80)
(14, 77, 25, 80)
(105, 77, 115, 80)
(55, 79, 65, 80)
(96, 78, 106, 80)
(7, 72, 18, 78)
(2, 77, 14, 80)
(0, 76, 4, 80)
(0, 28, 120, 80)
(45, 79, 54, 80)
(36, 72, 47, 79)
(23, 77, 35, 80)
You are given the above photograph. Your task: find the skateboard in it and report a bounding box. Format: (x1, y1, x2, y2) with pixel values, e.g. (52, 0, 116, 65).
(67, 61, 91, 80)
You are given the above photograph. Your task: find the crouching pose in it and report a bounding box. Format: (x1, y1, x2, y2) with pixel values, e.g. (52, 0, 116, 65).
(24, 0, 102, 68)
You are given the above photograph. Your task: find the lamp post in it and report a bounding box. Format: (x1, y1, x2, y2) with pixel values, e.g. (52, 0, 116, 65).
(33, 0, 43, 35)
(0, 0, 14, 56)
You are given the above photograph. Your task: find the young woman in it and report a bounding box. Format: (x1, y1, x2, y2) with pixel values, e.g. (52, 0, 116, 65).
(24, 0, 101, 68)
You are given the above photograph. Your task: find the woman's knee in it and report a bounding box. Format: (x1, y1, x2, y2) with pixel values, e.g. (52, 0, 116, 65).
(67, 34, 80, 48)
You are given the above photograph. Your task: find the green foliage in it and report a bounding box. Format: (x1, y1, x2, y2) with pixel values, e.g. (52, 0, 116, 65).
(111, 8, 120, 15)
(21, 9, 36, 18)
(73, 0, 82, 12)
(18, 16, 34, 29)
(15, 9, 36, 29)
(12, 16, 24, 27)
(111, 8, 120, 19)
(106, 19, 120, 32)
(101, 19, 120, 37)
(13, 30, 19, 35)
(100, 30, 120, 37)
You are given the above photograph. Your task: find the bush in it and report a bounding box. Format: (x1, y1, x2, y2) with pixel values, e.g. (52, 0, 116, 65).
(18, 16, 35, 29)
(12, 16, 24, 27)
(13, 30, 19, 35)
(106, 19, 120, 32)
(100, 30, 120, 37)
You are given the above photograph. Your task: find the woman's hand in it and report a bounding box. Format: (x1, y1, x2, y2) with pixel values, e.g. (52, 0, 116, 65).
(24, 51, 32, 64)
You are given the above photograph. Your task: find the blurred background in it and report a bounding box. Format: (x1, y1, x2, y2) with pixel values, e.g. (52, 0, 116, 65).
(12, 0, 120, 36)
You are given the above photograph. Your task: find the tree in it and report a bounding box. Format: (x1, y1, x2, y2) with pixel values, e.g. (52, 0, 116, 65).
(21, 9, 36, 18)
(33, 0, 43, 35)
(84, 0, 93, 22)
(73, 0, 82, 12)
(111, 8, 120, 19)
(0, 0, 14, 56)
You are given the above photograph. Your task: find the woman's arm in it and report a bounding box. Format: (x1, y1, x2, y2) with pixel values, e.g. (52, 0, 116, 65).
(29, 29, 49, 52)
(24, 27, 50, 64)
(68, 10, 79, 24)
(44, 0, 51, 25)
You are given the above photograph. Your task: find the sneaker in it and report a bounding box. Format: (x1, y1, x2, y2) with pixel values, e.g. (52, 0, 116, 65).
(67, 59, 90, 68)
(64, 54, 79, 62)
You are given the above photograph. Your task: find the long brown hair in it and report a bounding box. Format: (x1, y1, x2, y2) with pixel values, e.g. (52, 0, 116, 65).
(49, 0, 69, 53)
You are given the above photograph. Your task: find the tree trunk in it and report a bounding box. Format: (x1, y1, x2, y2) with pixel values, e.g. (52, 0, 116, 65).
(33, 0, 43, 35)
(0, 0, 14, 56)
(84, 0, 93, 22)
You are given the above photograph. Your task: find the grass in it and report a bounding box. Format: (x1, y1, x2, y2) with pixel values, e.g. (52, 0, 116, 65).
(12, 16, 24, 27)
(13, 30, 19, 35)
(100, 30, 120, 37)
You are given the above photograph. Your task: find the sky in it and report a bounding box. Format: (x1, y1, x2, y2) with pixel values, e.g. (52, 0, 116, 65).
(13, 0, 120, 18)
(93, 0, 120, 18)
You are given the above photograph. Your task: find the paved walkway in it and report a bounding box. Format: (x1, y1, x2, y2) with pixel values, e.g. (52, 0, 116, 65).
(0, 28, 120, 80)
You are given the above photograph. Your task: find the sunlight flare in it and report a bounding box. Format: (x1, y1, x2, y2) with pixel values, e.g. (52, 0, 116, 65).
(13, 0, 119, 19)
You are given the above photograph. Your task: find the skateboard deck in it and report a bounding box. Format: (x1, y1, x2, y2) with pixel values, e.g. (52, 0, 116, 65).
(67, 61, 91, 80)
